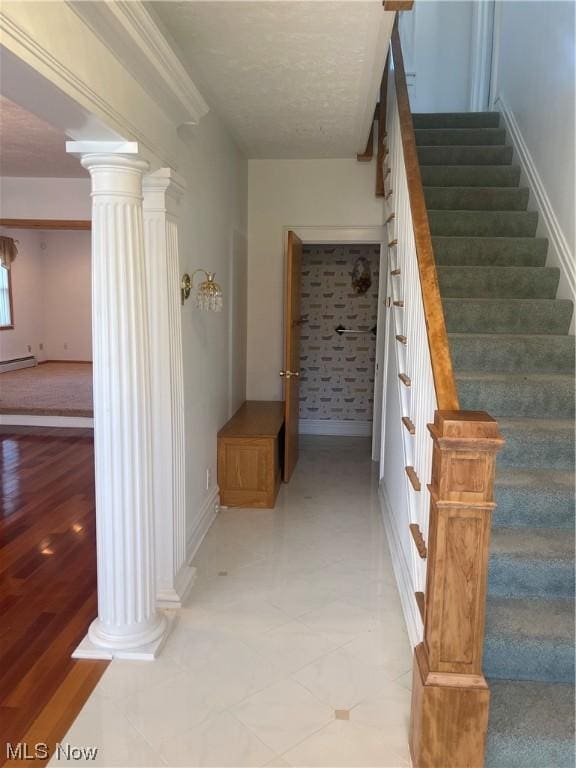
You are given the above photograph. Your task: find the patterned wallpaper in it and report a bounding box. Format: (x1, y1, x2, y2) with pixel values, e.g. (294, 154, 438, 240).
(300, 244, 380, 422)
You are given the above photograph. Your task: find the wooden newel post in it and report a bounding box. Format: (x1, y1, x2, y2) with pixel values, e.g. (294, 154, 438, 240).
(409, 410, 504, 768)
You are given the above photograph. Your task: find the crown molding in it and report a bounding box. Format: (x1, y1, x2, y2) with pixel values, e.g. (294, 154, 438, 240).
(66, 1, 209, 127)
(0, 11, 171, 168)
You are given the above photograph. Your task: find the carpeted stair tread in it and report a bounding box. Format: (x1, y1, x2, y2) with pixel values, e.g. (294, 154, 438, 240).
(486, 680, 575, 768)
(415, 110, 575, 768)
(415, 128, 507, 146)
(429, 210, 538, 237)
(443, 297, 574, 334)
(489, 527, 574, 598)
(432, 236, 548, 266)
(449, 333, 575, 373)
(413, 111, 500, 129)
(420, 164, 521, 187)
(456, 371, 575, 419)
(494, 468, 575, 529)
(438, 266, 559, 299)
(485, 597, 575, 683)
(424, 186, 529, 211)
(498, 418, 575, 470)
(417, 145, 513, 166)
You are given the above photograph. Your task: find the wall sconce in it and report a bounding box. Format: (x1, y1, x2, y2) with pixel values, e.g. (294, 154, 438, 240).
(181, 269, 223, 311)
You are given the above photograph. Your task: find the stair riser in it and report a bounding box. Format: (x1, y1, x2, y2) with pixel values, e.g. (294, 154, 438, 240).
(449, 335, 575, 373)
(443, 299, 573, 334)
(457, 378, 575, 420)
(429, 211, 538, 237)
(425, 187, 529, 211)
(413, 112, 500, 129)
(440, 268, 559, 299)
(433, 237, 548, 267)
(421, 165, 521, 187)
(484, 639, 575, 684)
(498, 427, 574, 471)
(489, 556, 574, 599)
(415, 128, 507, 146)
(417, 145, 513, 165)
(494, 485, 575, 529)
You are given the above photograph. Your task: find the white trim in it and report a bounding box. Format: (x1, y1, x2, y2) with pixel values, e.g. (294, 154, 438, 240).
(67, 140, 138, 155)
(371, 245, 387, 462)
(66, 1, 209, 127)
(0, 414, 93, 428)
(289, 225, 385, 245)
(299, 419, 372, 437)
(186, 486, 220, 565)
(380, 485, 422, 649)
(497, 95, 576, 311)
(73, 612, 175, 661)
(488, 0, 502, 110)
(142, 168, 189, 611)
(0, 356, 36, 373)
(469, 0, 495, 112)
(156, 567, 196, 610)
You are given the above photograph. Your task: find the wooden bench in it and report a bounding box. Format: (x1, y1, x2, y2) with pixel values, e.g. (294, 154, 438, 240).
(217, 401, 284, 508)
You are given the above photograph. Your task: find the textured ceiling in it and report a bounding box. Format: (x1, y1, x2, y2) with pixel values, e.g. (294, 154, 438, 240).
(0, 95, 87, 178)
(151, 1, 393, 158)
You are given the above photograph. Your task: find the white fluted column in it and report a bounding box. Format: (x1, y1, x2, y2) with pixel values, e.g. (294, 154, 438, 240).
(72, 150, 168, 660)
(142, 169, 193, 607)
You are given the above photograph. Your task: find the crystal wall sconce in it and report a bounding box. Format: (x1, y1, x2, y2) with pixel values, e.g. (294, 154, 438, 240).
(181, 269, 223, 311)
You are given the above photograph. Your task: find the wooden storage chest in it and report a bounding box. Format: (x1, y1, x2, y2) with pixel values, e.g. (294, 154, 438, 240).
(217, 401, 284, 508)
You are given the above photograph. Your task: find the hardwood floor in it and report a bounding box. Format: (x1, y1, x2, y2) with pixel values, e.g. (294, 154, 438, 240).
(0, 428, 107, 766)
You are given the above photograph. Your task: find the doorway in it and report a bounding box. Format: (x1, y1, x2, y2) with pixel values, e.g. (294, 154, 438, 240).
(0, 220, 93, 427)
(299, 242, 381, 435)
(283, 227, 386, 468)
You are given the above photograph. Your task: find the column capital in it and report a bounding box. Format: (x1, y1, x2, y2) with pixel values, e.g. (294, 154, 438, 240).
(80, 154, 149, 199)
(143, 168, 186, 216)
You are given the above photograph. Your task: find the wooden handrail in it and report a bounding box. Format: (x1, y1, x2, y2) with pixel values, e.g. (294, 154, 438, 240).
(389, 22, 459, 411)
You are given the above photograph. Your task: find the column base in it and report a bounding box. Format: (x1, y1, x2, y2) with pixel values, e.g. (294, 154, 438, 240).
(409, 643, 489, 768)
(72, 612, 174, 661)
(156, 565, 197, 609)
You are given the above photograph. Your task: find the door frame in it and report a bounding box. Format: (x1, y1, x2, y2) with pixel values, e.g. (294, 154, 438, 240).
(469, 0, 496, 112)
(283, 225, 386, 460)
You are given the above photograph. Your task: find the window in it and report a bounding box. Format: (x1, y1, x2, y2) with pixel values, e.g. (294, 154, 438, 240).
(0, 266, 13, 329)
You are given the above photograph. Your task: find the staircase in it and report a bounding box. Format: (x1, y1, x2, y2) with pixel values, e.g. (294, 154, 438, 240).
(415, 111, 575, 768)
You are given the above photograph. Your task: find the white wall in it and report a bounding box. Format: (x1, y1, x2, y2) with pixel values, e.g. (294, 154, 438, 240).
(177, 111, 248, 543)
(247, 159, 384, 401)
(0, 225, 92, 362)
(400, 1, 474, 113)
(44, 231, 92, 360)
(493, 1, 575, 268)
(0, 177, 91, 219)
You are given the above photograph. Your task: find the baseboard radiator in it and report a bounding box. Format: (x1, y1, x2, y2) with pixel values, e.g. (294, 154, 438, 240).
(0, 355, 37, 373)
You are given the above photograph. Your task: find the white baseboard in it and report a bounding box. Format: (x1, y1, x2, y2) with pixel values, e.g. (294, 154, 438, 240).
(156, 565, 197, 609)
(0, 413, 94, 428)
(496, 95, 576, 316)
(379, 484, 422, 649)
(299, 419, 372, 437)
(0, 356, 37, 373)
(186, 485, 220, 565)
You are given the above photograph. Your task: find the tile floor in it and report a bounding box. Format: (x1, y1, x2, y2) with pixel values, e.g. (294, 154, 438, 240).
(51, 437, 413, 767)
